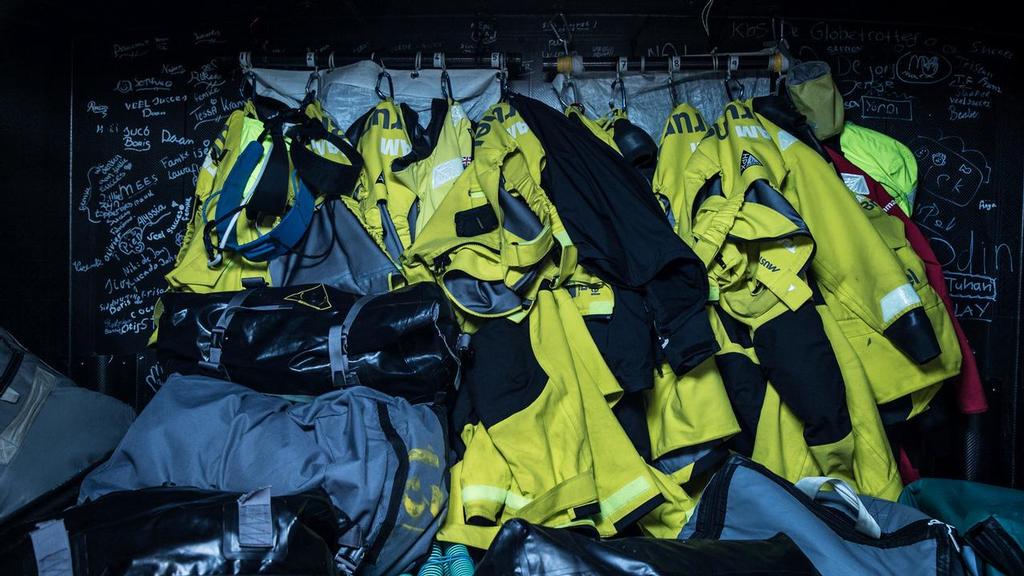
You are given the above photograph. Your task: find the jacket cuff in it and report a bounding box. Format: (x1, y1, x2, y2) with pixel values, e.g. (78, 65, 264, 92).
(662, 310, 720, 375)
(883, 307, 941, 364)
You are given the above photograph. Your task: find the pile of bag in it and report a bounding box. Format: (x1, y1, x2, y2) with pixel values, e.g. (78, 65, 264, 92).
(0, 60, 1015, 575)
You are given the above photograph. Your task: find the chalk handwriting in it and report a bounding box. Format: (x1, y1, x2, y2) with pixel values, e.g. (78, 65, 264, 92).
(913, 135, 991, 207)
(122, 126, 152, 152)
(133, 77, 173, 92)
(189, 61, 225, 90)
(113, 40, 150, 59)
(860, 96, 913, 120)
(160, 129, 194, 146)
(193, 29, 224, 45)
(945, 272, 997, 300)
(896, 52, 952, 84)
(87, 101, 109, 118)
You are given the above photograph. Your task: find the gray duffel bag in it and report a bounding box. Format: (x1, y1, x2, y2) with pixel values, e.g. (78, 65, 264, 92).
(0, 328, 135, 527)
(79, 373, 449, 576)
(680, 455, 972, 576)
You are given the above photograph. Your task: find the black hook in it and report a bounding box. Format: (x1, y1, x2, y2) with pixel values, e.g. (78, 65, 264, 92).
(441, 69, 454, 100)
(376, 67, 394, 100)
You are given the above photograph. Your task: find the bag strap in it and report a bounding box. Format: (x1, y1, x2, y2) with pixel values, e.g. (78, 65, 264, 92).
(795, 476, 882, 539)
(245, 121, 291, 221)
(199, 291, 292, 374)
(328, 294, 377, 388)
(237, 487, 274, 548)
(290, 119, 364, 198)
(30, 519, 72, 576)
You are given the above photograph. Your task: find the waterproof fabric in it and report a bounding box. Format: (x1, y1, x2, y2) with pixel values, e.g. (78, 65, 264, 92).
(681, 455, 969, 576)
(79, 374, 448, 576)
(675, 99, 905, 498)
(900, 479, 1024, 575)
(164, 97, 364, 296)
(706, 299, 902, 500)
(0, 487, 343, 576)
(392, 98, 475, 240)
(826, 148, 971, 416)
(156, 282, 459, 403)
(839, 122, 919, 216)
(438, 289, 715, 549)
(476, 518, 819, 575)
(348, 99, 419, 258)
(0, 328, 135, 526)
(786, 61, 845, 141)
(509, 93, 717, 376)
(653, 103, 710, 231)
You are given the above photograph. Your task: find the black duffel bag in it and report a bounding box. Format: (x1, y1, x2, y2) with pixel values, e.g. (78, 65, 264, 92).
(0, 487, 347, 576)
(476, 518, 820, 575)
(156, 282, 461, 403)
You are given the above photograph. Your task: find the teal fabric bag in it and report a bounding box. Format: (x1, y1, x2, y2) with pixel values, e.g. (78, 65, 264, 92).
(900, 479, 1024, 576)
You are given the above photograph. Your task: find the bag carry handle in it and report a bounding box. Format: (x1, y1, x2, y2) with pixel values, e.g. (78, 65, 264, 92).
(795, 476, 882, 539)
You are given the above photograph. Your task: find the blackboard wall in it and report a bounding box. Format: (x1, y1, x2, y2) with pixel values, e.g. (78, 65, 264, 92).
(2, 1, 1022, 487)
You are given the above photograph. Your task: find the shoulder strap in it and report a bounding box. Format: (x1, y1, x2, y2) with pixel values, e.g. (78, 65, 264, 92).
(328, 294, 377, 388)
(290, 118, 364, 198)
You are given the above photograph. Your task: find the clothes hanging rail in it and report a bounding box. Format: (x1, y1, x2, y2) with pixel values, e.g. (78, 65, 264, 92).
(542, 49, 789, 76)
(238, 51, 523, 74)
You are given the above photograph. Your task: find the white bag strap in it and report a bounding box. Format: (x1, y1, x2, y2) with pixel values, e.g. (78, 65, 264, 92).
(795, 476, 882, 539)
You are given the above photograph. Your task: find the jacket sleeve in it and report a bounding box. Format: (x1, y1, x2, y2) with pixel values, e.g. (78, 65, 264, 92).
(783, 144, 939, 363)
(458, 423, 514, 525)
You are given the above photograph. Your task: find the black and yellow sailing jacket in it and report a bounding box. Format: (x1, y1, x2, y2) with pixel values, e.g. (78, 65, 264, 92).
(670, 99, 907, 498)
(438, 288, 715, 549)
(751, 96, 960, 422)
(567, 105, 739, 469)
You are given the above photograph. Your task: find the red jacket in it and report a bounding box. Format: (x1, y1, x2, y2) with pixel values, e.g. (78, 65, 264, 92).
(825, 147, 987, 415)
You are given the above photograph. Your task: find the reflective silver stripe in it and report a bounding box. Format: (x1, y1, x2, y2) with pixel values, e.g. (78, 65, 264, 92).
(880, 283, 921, 324)
(237, 487, 273, 548)
(30, 519, 72, 576)
(0, 368, 55, 465)
(329, 295, 376, 388)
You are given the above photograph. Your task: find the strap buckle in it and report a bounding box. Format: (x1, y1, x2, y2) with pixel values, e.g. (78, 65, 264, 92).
(209, 326, 225, 350)
(333, 526, 366, 575)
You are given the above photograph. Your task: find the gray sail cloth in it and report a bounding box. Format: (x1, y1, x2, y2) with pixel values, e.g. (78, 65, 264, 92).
(79, 374, 449, 576)
(680, 455, 970, 576)
(0, 328, 135, 526)
(269, 197, 400, 295)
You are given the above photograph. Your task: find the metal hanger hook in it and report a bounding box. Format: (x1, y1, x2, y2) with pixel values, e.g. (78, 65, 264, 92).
(610, 77, 627, 112)
(558, 76, 581, 110)
(375, 61, 394, 100)
(441, 69, 454, 100)
(305, 68, 321, 98)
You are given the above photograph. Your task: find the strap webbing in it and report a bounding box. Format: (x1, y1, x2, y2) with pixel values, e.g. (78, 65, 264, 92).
(245, 125, 290, 220)
(30, 519, 72, 576)
(237, 487, 274, 548)
(290, 121, 364, 198)
(328, 294, 377, 388)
